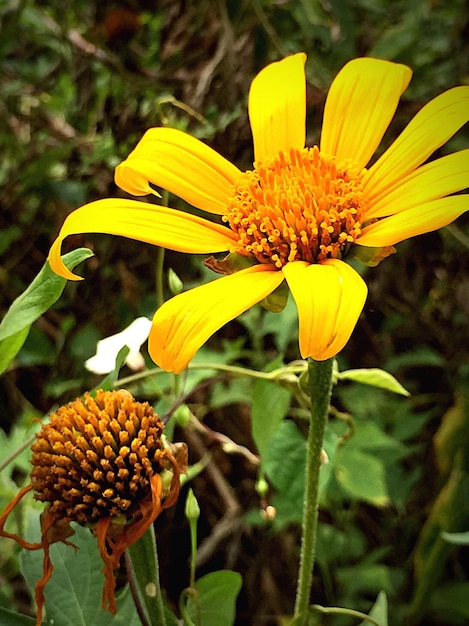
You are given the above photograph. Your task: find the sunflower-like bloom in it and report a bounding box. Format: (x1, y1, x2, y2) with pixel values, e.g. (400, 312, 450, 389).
(0, 390, 186, 626)
(49, 54, 469, 373)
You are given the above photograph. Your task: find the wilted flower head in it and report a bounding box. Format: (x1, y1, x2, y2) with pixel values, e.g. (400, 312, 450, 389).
(0, 389, 187, 626)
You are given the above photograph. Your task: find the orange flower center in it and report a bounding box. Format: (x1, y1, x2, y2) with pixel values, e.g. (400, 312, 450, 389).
(224, 146, 368, 268)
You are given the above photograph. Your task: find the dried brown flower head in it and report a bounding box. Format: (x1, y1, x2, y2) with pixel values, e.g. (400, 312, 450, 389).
(0, 389, 187, 626)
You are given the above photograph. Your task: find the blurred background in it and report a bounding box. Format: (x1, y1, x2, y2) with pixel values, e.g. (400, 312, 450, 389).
(1, 1, 469, 625)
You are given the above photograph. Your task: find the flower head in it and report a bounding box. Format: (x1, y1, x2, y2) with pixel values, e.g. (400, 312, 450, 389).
(49, 54, 469, 372)
(0, 389, 186, 626)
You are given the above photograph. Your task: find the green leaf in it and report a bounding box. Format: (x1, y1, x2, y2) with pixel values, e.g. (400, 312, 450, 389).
(0, 248, 93, 342)
(262, 298, 298, 353)
(386, 347, 444, 371)
(0, 607, 36, 626)
(263, 420, 306, 525)
(21, 521, 141, 626)
(347, 421, 405, 455)
(370, 21, 416, 60)
(0, 249, 93, 374)
(298, 0, 328, 25)
(0, 419, 41, 476)
(0, 326, 30, 375)
(335, 447, 390, 506)
(359, 591, 388, 626)
(97, 346, 130, 392)
(164, 608, 180, 626)
(337, 563, 402, 599)
(430, 582, 469, 622)
(263, 421, 339, 526)
(185, 571, 242, 626)
(251, 375, 291, 463)
(327, 0, 358, 57)
(338, 368, 410, 396)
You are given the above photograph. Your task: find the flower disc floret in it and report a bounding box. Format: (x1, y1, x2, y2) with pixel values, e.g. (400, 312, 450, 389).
(224, 146, 368, 268)
(31, 389, 171, 525)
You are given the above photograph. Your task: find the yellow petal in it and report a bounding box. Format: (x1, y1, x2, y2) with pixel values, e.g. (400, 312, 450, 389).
(115, 127, 241, 215)
(364, 86, 469, 200)
(48, 198, 236, 281)
(149, 265, 284, 373)
(366, 149, 469, 218)
(358, 195, 468, 247)
(320, 58, 412, 169)
(248, 53, 306, 163)
(282, 260, 367, 361)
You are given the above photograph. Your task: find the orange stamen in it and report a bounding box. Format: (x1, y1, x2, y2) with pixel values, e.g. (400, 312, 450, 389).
(224, 146, 368, 267)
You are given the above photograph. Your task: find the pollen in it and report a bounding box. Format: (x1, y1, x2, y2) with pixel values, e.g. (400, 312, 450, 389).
(224, 146, 368, 268)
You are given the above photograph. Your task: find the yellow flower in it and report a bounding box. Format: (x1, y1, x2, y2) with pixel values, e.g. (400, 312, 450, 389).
(49, 54, 469, 373)
(0, 390, 187, 626)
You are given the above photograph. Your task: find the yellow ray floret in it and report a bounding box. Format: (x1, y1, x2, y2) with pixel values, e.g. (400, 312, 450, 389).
(149, 265, 284, 373)
(49, 198, 237, 280)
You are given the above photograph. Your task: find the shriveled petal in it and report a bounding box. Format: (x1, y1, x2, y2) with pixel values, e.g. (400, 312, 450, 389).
(149, 265, 284, 373)
(115, 127, 241, 215)
(320, 58, 412, 169)
(366, 149, 469, 218)
(48, 198, 236, 281)
(248, 53, 306, 163)
(358, 195, 468, 247)
(282, 260, 367, 361)
(364, 86, 469, 200)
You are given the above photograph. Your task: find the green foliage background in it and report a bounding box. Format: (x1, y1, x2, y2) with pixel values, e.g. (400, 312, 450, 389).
(1, 1, 469, 625)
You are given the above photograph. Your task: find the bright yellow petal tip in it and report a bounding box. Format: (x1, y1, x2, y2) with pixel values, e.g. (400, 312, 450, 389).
(359, 195, 468, 247)
(115, 127, 241, 215)
(283, 260, 367, 360)
(249, 53, 307, 162)
(149, 265, 284, 373)
(364, 85, 469, 200)
(48, 198, 237, 280)
(321, 57, 412, 168)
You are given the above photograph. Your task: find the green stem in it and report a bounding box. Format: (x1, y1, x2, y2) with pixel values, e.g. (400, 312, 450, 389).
(117, 361, 308, 387)
(127, 525, 167, 626)
(311, 604, 383, 626)
(294, 357, 334, 623)
(0, 434, 36, 473)
(155, 246, 166, 309)
(179, 589, 198, 626)
(155, 189, 169, 308)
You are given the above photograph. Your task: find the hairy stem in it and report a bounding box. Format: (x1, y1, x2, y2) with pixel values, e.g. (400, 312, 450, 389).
(127, 526, 167, 626)
(294, 357, 334, 623)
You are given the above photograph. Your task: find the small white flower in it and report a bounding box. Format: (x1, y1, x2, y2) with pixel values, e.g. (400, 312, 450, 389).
(85, 317, 152, 375)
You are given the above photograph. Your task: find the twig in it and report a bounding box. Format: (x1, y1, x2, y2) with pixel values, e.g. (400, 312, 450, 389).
(124, 550, 151, 626)
(189, 414, 260, 467)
